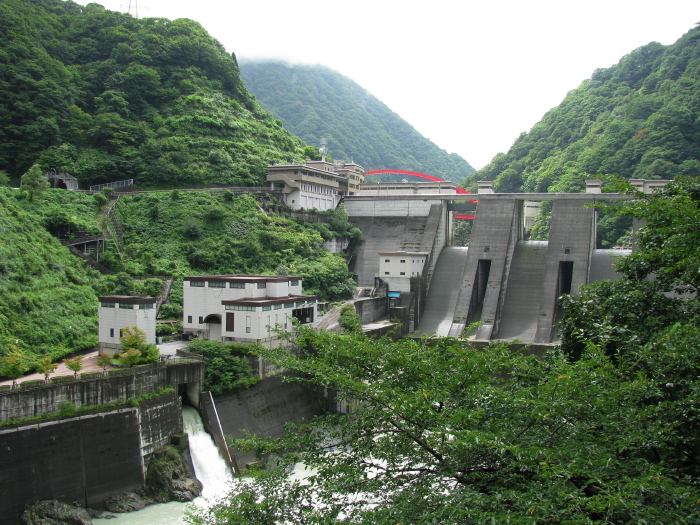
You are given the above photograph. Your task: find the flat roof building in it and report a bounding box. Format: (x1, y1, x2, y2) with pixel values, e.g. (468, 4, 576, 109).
(267, 159, 365, 211)
(98, 296, 157, 355)
(182, 275, 317, 348)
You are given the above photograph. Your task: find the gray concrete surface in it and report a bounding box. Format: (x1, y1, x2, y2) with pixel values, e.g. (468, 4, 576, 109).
(415, 247, 469, 337)
(495, 241, 548, 341)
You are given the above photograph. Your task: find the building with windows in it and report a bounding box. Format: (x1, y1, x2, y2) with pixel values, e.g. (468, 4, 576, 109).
(98, 296, 157, 355)
(182, 275, 317, 347)
(378, 251, 428, 293)
(267, 159, 365, 211)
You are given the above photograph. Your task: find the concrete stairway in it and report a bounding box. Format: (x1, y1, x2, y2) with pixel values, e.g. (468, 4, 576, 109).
(494, 241, 548, 341)
(415, 247, 469, 337)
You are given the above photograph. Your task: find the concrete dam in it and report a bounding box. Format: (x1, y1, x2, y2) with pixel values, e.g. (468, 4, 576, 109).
(344, 191, 631, 345)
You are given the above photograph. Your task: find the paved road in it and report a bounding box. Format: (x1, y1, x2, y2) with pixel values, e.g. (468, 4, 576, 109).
(0, 340, 190, 387)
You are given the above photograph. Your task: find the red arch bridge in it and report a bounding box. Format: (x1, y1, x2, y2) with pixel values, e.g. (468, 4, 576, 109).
(365, 170, 476, 220)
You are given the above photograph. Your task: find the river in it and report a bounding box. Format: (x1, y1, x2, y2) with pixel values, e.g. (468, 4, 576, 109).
(93, 405, 235, 525)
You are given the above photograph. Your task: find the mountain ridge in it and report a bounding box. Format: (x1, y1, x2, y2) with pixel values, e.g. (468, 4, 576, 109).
(239, 60, 475, 183)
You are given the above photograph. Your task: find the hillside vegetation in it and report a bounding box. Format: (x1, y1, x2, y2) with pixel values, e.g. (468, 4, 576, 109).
(240, 60, 476, 183)
(0, 187, 356, 364)
(467, 24, 700, 194)
(0, 0, 307, 188)
(0, 188, 102, 358)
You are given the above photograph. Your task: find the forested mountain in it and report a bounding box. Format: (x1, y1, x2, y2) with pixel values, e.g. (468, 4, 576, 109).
(239, 60, 476, 183)
(0, 0, 307, 188)
(466, 24, 700, 193)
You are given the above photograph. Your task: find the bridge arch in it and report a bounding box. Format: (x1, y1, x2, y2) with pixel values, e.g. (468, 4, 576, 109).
(366, 170, 476, 219)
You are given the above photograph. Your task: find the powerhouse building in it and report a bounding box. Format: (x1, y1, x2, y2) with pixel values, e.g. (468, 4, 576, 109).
(182, 275, 318, 347)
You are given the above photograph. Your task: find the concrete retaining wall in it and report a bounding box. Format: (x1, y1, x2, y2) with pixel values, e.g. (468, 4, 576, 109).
(0, 394, 181, 525)
(354, 297, 388, 324)
(214, 374, 325, 466)
(0, 361, 203, 423)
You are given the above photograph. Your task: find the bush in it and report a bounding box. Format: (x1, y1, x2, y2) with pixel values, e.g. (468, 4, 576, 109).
(93, 193, 108, 207)
(19, 380, 45, 389)
(160, 303, 183, 320)
(187, 339, 259, 395)
(57, 401, 76, 417)
(51, 375, 75, 383)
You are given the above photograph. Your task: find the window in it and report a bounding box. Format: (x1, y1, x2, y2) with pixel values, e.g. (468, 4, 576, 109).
(290, 280, 299, 286)
(246, 316, 251, 334)
(226, 312, 235, 332)
(119, 303, 134, 309)
(262, 306, 271, 311)
(229, 282, 245, 289)
(274, 304, 282, 310)
(208, 281, 225, 288)
(139, 303, 153, 309)
(188, 316, 192, 324)
(384, 272, 389, 275)
(257, 282, 267, 289)
(198, 316, 204, 324)
(225, 305, 255, 311)
(384, 259, 390, 262)
(296, 301, 305, 307)
(400, 260, 406, 263)
(101, 302, 115, 308)
(285, 302, 295, 309)
(190, 281, 205, 287)
(400, 272, 406, 276)
(110, 328, 114, 337)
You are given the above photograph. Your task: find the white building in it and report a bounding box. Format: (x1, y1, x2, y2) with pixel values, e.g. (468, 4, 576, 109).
(378, 251, 428, 293)
(98, 295, 157, 355)
(182, 275, 317, 347)
(267, 159, 365, 211)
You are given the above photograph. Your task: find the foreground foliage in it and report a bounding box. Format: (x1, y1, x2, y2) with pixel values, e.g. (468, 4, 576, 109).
(190, 177, 700, 523)
(560, 176, 700, 359)
(187, 327, 700, 524)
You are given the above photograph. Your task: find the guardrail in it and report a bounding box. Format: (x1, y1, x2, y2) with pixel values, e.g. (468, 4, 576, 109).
(89, 179, 134, 192)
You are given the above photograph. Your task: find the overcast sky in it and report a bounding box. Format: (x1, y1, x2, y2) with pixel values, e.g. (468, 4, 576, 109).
(76, 0, 698, 169)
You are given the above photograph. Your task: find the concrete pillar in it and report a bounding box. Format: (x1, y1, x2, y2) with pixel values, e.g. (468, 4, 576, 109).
(477, 181, 495, 194)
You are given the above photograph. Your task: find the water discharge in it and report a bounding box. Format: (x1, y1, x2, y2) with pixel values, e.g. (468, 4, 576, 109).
(94, 405, 234, 525)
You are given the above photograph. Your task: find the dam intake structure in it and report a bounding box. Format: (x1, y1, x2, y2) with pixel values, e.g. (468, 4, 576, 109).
(343, 185, 643, 345)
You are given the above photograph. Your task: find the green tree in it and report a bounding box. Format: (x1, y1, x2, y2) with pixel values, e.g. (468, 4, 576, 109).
(188, 327, 700, 524)
(35, 356, 58, 383)
(560, 176, 700, 359)
(118, 348, 141, 367)
(0, 350, 31, 387)
(20, 164, 50, 202)
(187, 339, 258, 395)
(338, 304, 361, 334)
(120, 326, 159, 364)
(63, 355, 83, 378)
(97, 353, 113, 373)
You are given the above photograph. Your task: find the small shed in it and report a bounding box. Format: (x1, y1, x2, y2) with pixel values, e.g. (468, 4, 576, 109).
(45, 171, 79, 190)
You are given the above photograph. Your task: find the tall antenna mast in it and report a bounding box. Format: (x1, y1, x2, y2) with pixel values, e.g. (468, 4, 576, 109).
(126, 0, 139, 18)
(319, 138, 328, 163)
